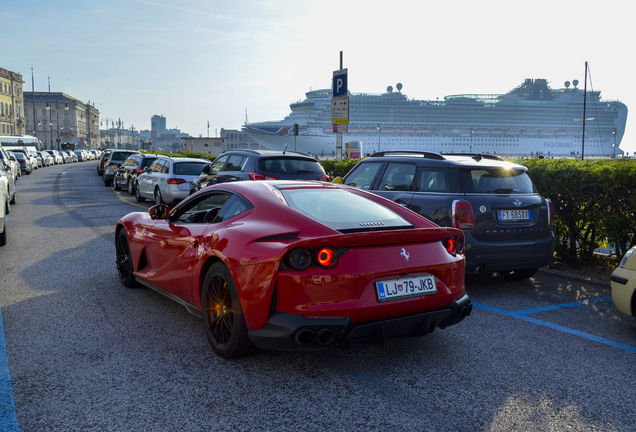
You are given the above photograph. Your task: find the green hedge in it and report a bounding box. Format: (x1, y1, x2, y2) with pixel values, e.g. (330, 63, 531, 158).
(512, 158, 636, 263)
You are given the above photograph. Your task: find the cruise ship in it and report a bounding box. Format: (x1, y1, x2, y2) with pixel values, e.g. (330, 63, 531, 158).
(243, 78, 628, 157)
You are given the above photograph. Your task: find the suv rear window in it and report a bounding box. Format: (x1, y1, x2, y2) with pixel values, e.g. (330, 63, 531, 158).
(173, 162, 207, 175)
(280, 187, 413, 233)
(111, 152, 138, 161)
(461, 168, 535, 194)
(258, 158, 323, 176)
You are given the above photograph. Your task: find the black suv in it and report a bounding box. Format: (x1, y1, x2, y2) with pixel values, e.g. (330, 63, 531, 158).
(112, 153, 160, 194)
(341, 151, 555, 279)
(190, 150, 329, 194)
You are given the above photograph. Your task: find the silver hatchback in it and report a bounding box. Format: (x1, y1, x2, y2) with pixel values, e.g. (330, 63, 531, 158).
(136, 156, 209, 206)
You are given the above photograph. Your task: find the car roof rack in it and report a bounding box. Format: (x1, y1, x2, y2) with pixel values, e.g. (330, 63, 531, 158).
(441, 152, 506, 162)
(369, 151, 446, 160)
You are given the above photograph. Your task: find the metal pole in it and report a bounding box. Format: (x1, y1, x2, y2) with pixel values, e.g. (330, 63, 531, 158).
(31, 67, 36, 137)
(56, 94, 60, 150)
(48, 77, 52, 150)
(581, 61, 588, 160)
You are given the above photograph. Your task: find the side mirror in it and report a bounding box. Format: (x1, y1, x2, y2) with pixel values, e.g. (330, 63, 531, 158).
(117, 162, 122, 167)
(202, 164, 211, 175)
(149, 204, 170, 220)
(146, 168, 152, 173)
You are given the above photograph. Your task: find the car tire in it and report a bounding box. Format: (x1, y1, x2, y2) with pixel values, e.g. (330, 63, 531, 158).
(10, 193, 15, 205)
(127, 178, 135, 195)
(500, 267, 539, 281)
(135, 183, 146, 202)
(154, 188, 165, 206)
(113, 178, 120, 191)
(103, 177, 111, 187)
(201, 262, 258, 358)
(116, 230, 138, 288)
(0, 221, 6, 247)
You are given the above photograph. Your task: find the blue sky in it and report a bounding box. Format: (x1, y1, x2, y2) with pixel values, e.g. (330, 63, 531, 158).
(4, 0, 636, 153)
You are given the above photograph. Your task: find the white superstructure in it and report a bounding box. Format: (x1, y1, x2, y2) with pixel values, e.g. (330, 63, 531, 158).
(243, 79, 628, 157)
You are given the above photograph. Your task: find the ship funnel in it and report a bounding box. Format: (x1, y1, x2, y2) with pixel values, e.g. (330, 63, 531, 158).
(573, 79, 579, 88)
(396, 83, 403, 91)
(564, 81, 570, 88)
(387, 86, 393, 93)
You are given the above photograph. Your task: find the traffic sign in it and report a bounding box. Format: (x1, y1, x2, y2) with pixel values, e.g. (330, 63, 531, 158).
(333, 69, 348, 97)
(331, 96, 349, 124)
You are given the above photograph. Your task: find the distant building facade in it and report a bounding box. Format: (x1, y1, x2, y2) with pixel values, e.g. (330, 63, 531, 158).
(182, 137, 224, 154)
(0, 67, 26, 135)
(220, 128, 267, 150)
(151, 115, 166, 143)
(24, 92, 100, 150)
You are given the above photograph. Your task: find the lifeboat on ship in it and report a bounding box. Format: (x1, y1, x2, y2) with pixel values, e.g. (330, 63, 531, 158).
(381, 127, 396, 133)
(416, 127, 430, 133)
(348, 126, 360, 133)
(522, 129, 537, 135)
(363, 127, 378, 133)
(540, 129, 554, 136)
(474, 128, 488, 134)
(505, 128, 520, 134)
(401, 127, 415, 133)
(490, 129, 503, 134)
(556, 130, 568, 135)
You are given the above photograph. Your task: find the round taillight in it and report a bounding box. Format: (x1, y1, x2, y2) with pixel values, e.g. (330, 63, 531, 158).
(286, 248, 312, 270)
(315, 247, 338, 268)
(445, 238, 457, 255)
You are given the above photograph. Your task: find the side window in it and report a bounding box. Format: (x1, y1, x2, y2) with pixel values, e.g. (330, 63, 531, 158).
(175, 193, 233, 223)
(214, 195, 252, 223)
(225, 155, 246, 171)
(344, 162, 383, 190)
(161, 160, 170, 174)
(416, 169, 448, 192)
(378, 163, 417, 191)
(209, 155, 229, 174)
(148, 161, 161, 172)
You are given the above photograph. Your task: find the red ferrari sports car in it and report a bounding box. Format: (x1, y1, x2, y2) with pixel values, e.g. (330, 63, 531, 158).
(115, 180, 471, 358)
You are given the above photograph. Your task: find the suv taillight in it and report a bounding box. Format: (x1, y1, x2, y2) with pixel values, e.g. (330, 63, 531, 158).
(167, 178, 186, 185)
(249, 173, 279, 181)
(317, 175, 330, 182)
(546, 198, 555, 228)
(452, 200, 474, 231)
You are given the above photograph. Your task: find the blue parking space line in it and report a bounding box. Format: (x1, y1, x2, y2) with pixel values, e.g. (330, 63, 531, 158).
(474, 302, 636, 354)
(515, 296, 613, 315)
(0, 299, 19, 431)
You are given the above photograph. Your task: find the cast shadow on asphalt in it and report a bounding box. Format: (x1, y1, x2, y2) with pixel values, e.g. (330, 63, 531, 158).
(5, 240, 636, 431)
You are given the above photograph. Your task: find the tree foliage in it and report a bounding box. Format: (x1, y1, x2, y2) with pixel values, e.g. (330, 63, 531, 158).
(513, 158, 636, 263)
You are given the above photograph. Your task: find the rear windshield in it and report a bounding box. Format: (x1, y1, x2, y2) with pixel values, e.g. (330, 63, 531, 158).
(173, 162, 207, 175)
(280, 187, 413, 233)
(142, 157, 158, 167)
(111, 152, 138, 161)
(461, 168, 536, 194)
(258, 158, 324, 176)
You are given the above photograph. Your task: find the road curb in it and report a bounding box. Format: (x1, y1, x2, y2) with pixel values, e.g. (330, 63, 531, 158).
(539, 267, 610, 286)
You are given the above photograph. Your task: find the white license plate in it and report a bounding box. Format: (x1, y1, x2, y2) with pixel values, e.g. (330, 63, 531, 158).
(376, 275, 437, 302)
(497, 209, 529, 221)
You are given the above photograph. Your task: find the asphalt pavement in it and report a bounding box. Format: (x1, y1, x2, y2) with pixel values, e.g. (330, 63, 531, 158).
(0, 162, 635, 431)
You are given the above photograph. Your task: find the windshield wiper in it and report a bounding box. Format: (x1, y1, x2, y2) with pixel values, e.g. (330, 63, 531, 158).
(493, 188, 514, 194)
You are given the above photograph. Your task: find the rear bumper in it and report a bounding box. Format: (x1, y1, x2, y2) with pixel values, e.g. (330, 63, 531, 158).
(248, 294, 472, 351)
(464, 233, 555, 274)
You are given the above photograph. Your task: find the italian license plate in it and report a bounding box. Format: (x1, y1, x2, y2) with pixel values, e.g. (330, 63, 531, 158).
(376, 275, 437, 302)
(497, 209, 529, 221)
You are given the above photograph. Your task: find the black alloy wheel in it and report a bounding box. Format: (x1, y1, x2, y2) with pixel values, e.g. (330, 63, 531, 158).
(116, 230, 138, 288)
(127, 177, 135, 195)
(201, 262, 257, 358)
(135, 183, 145, 202)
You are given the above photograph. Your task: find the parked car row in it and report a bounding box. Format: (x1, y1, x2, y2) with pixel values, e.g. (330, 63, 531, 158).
(0, 147, 18, 247)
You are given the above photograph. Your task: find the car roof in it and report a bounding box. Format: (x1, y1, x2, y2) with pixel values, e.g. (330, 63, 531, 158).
(222, 149, 318, 159)
(156, 156, 209, 163)
(366, 151, 527, 169)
